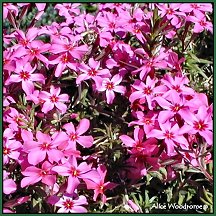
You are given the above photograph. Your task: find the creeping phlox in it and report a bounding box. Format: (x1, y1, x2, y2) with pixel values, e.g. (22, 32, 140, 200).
(3, 3, 213, 213)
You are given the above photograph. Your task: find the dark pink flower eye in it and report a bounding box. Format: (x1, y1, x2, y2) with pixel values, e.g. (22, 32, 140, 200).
(167, 8, 174, 15)
(106, 82, 114, 90)
(193, 120, 207, 131)
(70, 133, 78, 141)
(19, 71, 30, 80)
(143, 87, 152, 95)
(199, 20, 207, 26)
(164, 131, 174, 139)
(71, 169, 79, 177)
(88, 69, 97, 76)
(61, 55, 69, 63)
(63, 199, 74, 210)
(40, 142, 51, 150)
(50, 95, 59, 103)
(30, 48, 38, 55)
(172, 104, 181, 112)
(3, 147, 10, 155)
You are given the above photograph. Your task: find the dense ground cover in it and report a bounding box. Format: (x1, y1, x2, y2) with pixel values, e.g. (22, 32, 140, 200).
(3, 3, 213, 213)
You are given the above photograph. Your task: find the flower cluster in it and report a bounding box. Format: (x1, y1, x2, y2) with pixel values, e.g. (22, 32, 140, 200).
(3, 3, 213, 213)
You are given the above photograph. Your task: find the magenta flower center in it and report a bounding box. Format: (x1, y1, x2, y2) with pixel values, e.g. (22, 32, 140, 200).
(164, 131, 174, 139)
(193, 120, 207, 131)
(172, 85, 181, 92)
(88, 69, 97, 76)
(3, 147, 10, 155)
(99, 185, 104, 193)
(40, 142, 51, 150)
(167, 8, 174, 15)
(143, 86, 152, 95)
(61, 55, 69, 63)
(50, 95, 59, 103)
(106, 82, 114, 90)
(30, 48, 38, 55)
(71, 168, 79, 177)
(70, 133, 78, 141)
(172, 104, 181, 112)
(20, 71, 30, 81)
(143, 118, 152, 125)
(109, 22, 115, 28)
(191, 4, 199, 9)
(199, 20, 207, 27)
(63, 199, 74, 210)
(41, 170, 48, 176)
(21, 39, 29, 46)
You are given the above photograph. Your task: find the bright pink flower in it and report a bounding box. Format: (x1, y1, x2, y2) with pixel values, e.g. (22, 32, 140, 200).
(23, 131, 67, 165)
(3, 171, 17, 195)
(129, 76, 166, 110)
(52, 157, 99, 194)
(187, 15, 213, 33)
(179, 3, 212, 18)
(40, 85, 69, 114)
(147, 121, 189, 155)
(83, 165, 117, 203)
(76, 58, 110, 85)
(49, 52, 77, 77)
(5, 59, 45, 95)
(63, 118, 94, 148)
(179, 106, 213, 145)
(21, 161, 56, 188)
(154, 91, 187, 123)
(54, 194, 88, 213)
(129, 111, 157, 134)
(3, 3, 18, 19)
(98, 74, 126, 104)
(3, 128, 22, 165)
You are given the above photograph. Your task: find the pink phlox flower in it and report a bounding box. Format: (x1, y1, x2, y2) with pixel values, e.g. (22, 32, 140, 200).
(83, 165, 117, 204)
(54, 194, 88, 213)
(76, 57, 110, 85)
(179, 105, 213, 145)
(3, 3, 18, 19)
(52, 156, 99, 194)
(55, 3, 81, 24)
(3, 170, 17, 195)
(98, 74, 126, 104)
(23, 130, 67, 165)
(133, 51, 168, 80)
(186, 15, 213, 33)
(21, 161, 56, 188)
(63, 118, 94, 148)
(157, 3, 186, 27)
(96, 11, 122, 33)
(147, 121, 189, 156)
(49, 52, 77, 77)
(3, 128, 22, 165)
(179, 3, 212, 18)
(161, 74, 195, 98)
(3, 87, 16, 107)
(129, 76, 166, 110)
(129, 111, 157, 134)
(3, 49, 16, 73)
(5, 58, 45, 95)
(154, 91, 187, 123)
(74, 13, 95, 33)
(50, 36, 88, 60)
(13, 27, 41, 49)
(12, 40, 51, 67)
(5, 107, 27, 131)
(40, 85, 69, 114)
